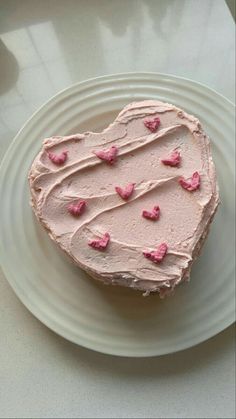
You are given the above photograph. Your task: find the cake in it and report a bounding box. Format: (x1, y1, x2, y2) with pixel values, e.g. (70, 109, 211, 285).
(29, 100, 219, 297)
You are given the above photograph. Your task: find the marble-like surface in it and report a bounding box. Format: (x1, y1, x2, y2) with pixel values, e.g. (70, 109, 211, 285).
(0, 1, 235, 418)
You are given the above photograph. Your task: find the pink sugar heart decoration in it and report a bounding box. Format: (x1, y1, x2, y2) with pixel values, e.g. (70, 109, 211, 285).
(179, 171, 200, 191)
(88, 232, 110, 250)
(48, 151, 68, 165)
(68, 200, 87, 216)
(142, 205, 160, 221)
(161, 150, 181, 167)
(94, 145, 118, 165)
(115, 183, 135, 200)
(143, 243, 168, 263)
(144, 117, 160, 132)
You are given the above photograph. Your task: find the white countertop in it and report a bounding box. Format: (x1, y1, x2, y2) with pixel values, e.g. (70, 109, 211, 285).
(0, 1, 235, 418)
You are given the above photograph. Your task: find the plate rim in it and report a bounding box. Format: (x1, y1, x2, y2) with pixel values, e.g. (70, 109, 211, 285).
(0, 72, 235, 357)
(0, 71, 235, 170)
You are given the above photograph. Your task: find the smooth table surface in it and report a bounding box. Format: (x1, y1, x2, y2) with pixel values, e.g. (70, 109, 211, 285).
(0, 1, 235, 418)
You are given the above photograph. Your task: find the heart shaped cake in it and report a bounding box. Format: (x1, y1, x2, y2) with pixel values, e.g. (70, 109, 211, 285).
(29, 100, 219, 297)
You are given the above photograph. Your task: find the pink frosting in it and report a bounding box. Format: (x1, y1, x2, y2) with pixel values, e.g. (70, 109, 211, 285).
(29, 100, 219, 296)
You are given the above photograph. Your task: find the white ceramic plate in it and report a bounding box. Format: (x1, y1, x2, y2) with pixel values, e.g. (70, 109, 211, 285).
(0, 73, 235, 357)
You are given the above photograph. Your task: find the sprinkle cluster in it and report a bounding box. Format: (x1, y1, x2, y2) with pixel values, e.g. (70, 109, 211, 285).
(48, 117, 201, 263)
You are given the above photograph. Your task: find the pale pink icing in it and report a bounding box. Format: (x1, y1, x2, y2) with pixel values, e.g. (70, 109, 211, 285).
(28, 100, 219, 296)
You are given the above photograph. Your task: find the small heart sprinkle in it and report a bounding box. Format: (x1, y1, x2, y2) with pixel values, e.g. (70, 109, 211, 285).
(48, 151, 68, 166)
(161, 150, 181, 167)
(68, 200, 87, 216)
(143, 243, 168, 263)
(94, 145, 118, 165)
(142, 205, 160, 221)
(115, 183, 135, 200)
(88, 232, 110, 250)
(48, 151, 68, 165)
(144, 117, 160, 132)
(179, 171, 200, 191)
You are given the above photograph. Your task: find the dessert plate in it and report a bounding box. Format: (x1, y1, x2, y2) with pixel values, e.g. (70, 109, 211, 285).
(0, 73, 235, 357)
